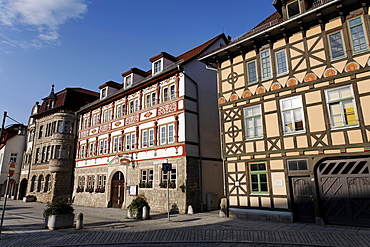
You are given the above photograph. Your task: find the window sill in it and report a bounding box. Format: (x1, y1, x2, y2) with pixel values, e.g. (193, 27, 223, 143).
(283, 130, 305, 136)
(245, 136, 263, 141)
(330, 124, 359, 131)
(250, 193, 269, 196)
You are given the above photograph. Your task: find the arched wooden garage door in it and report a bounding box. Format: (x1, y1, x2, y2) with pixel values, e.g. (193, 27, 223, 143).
(317, 157, 370, 227)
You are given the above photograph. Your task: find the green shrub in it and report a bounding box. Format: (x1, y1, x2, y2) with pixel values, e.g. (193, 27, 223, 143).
(43, 195, 74, 219)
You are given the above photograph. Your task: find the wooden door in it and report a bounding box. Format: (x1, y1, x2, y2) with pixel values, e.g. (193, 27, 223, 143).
(110, 172, 125, 208)
(317, 158, 370, 227)
(291, 177, 315, 223)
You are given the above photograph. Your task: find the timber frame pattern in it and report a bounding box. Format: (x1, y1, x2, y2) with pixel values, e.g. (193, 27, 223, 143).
(201, 0, 370, 227)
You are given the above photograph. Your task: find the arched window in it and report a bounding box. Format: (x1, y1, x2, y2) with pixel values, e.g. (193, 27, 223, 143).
(44, 174, 51, 192)
(38, 175, 44, 192)
(30, 176, 37, 192)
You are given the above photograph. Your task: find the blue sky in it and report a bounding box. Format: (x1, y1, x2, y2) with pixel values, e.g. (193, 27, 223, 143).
(0, 0, 276, 124)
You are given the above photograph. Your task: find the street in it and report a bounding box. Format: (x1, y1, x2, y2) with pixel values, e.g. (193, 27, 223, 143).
(1, 199, 370, 246)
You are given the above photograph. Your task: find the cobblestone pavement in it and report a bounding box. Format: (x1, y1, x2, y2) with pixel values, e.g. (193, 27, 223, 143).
(1, 200, 370, 246)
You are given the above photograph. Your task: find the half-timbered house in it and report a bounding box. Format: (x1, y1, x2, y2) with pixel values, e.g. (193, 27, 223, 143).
(73, 34, 228, 213)
(200, 0, 370, 227)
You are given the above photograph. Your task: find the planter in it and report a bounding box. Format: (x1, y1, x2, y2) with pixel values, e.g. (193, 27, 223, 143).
(46, 213, 74, 230)
(23, 196, 36, 202)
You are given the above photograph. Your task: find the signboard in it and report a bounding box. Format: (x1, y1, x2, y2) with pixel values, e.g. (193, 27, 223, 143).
(129, 185, 138, 196)
(162, 163, 172, 172)
(8, 161, 15, 176)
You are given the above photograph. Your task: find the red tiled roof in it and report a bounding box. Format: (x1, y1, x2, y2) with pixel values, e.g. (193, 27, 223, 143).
(177, 34, 226, 62)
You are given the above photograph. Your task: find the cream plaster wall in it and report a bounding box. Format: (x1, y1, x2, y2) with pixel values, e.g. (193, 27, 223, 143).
(270, 159, 284, 170)
(271, 172, 287, 195)
(265, 114, 280, 137)
(307, 105, 326, 132)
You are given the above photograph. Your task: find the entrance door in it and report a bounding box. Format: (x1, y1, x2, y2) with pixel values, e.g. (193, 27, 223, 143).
(291, 177, 315, 223)
(19, 179, 28, 200)
(110, 172, 125, 208)
(317, 158, 370, 227)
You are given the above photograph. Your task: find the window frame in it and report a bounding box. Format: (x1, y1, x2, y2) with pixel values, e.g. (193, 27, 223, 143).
(260, 49, 272, 81)
(325, 85, 358, 129)
(287, 0, 301, 19)
(244, 105, 263, 140)
(328, 30, 346, 60)
(280, 95, 306, 134)
(249, 162, 268, 194)
(154, 60, 162, 74)
(275, 49, 288, 76)
(287, 159, 309, 172)
(348, 15, 369, 54)
(247, 60, 258, 84)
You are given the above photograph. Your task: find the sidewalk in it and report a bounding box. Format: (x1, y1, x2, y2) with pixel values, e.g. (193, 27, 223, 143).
(1, 199, 370, 246)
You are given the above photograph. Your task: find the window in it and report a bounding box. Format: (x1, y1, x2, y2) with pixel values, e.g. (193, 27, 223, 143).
(129, 99, 138, 114)
(244, 105, 262, 139)
(35, 148, 40, 163)
(348, 16, 368, 53)
(112, 136, 122, 152)
(328, 31, 346, 60)
(89, 142, 96, 156)
(57, 120, 63, 133)
(275, 49, 288, 75)
(116, 104, 124, 118)
(30, 176, 37, 192)
(80, 144, 85, 158)
(260, 50, 272, 80)
(125, 75, 132, 87)
(87, 175, 95, 189)
(159, 124, 175, 144)
(98, 175, 106, 189)
(250, 163, 268, 193)
(145, 92, 156, 108)
(41, 146, 46, 162)
(287, 0, 300, 18)
(92, 114, 99, 126)
(99, 139, 108, 154)
(247, 60, 258, 84)
(161, 168, 176, 188)
(287, 159, 308, 171)
(149, 129, 154, 147)
(154, 60, 162, 74)
(9, 153, 17, 163)
(38, 125, 43, 139)
(280, 96, 305, 134)
(78, 176, 85, 189)
(38, 175, 44, 192)
(163, 88, 169, 102)
(326, 86, 358, 128)
(142, 129, 148, 148)
(102, 109, 111, 122)
(160, 125, 167, 144)
(101, 88, 107, 99)
(140, 169, 153, 188)
(45, 174, 51, 192)
(170, 85, 175, 100)
(125, 133, 136, 150)
(29, 130, 35, 142)
(54, 145, 61, 159)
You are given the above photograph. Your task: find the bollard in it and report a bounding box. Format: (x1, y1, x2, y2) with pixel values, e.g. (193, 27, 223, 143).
(187, 205, 194, 214)
(76, 213, 83, 230)
(219, 198, 229, 217)
(142, 206, 150, 220)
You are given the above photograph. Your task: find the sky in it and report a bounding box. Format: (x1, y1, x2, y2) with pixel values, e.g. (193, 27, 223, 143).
(0, 0, 276, 125)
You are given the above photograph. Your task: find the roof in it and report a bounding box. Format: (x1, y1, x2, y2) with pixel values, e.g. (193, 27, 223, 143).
(33, 88, 99, 118)
(78, 33, 228, 113)
(99, 81, 123, 90)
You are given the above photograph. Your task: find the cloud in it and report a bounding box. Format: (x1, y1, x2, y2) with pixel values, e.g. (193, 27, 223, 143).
(0, 0, 88, 50)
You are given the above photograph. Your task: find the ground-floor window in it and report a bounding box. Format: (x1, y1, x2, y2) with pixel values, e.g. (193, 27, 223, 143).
(160, 168, 176, 189)
(249, 162, 268, 194)
(96, 175, 106, 193)
(139, 169, 153, 188)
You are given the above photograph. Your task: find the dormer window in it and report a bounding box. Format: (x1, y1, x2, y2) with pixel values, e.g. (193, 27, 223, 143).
(154, 60, 162, 74)
(125, 75, 132, 88)
(287, 0, 300, 19)
(101, 88, 107, 99)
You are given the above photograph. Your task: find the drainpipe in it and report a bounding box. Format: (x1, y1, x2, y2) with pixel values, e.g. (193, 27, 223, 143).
(178, 65, 203, 212)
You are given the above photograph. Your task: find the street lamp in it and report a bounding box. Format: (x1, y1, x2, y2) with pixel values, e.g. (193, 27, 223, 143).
(0, 111, 26, 236)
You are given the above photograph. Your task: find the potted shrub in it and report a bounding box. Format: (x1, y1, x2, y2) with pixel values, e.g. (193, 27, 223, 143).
(127, 194, 150, 219)
(138, 182, 146, 188)
(95, 187, 105, 193)
(159, 182, 166, 188)
(43, 195, 74, 230)
(168, 181, 176, 189)
(145, 182, 152, 188)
